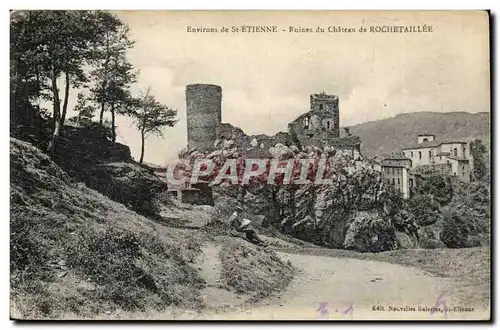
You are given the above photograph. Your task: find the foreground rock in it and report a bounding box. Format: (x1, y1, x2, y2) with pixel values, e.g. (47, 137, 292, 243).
(343, 211, 396, 252)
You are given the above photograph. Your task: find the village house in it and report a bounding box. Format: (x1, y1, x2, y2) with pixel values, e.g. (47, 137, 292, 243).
(380, 153, 413, 199)
(381, 134, 474, 199)
(401, 134, 474, 183)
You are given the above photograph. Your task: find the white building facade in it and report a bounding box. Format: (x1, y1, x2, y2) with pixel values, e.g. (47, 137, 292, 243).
(401, 134, 474, 183)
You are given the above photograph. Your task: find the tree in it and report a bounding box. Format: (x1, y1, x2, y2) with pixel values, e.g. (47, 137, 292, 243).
(131, 89, 177, 164)
(470, 139, 487, 181)
(87, 16, 137, 142)
(10, 10, 125, 154)
(68, 92, 96, 127)
(413, 174, 453, 206)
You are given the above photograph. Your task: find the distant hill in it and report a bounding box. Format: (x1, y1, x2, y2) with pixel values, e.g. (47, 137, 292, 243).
(346, 111, 491, 158)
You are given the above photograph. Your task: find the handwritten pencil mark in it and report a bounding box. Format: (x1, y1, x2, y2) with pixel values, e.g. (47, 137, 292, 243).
(343, 301, 354, 318)
(316, 302, 329, 317)
(430, 291, 447, 319)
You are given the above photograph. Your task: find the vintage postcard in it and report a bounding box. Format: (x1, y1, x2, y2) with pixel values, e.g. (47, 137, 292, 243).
(10, 10, 491, 321)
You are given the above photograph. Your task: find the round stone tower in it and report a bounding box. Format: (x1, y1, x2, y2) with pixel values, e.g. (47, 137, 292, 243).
(186, 84, 222, 151)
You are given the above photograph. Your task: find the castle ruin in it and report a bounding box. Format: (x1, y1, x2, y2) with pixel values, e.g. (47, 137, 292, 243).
(185, 85, 360, 153)
(288, 92, 360, 150)
(186, 84, 222, 151)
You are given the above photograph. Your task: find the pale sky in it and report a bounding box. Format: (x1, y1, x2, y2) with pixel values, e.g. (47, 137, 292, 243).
(63, 11, 490, 165)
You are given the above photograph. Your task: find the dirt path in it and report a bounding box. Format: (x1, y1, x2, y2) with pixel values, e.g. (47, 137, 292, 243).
(159, 250, 488, 320)
(195, 243, 249, 308)
(102, 249, 489, 320)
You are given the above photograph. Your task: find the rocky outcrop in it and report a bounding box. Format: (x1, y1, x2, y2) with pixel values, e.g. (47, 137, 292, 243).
(181, 132, 398, 250)
(343, 212, 396, 252)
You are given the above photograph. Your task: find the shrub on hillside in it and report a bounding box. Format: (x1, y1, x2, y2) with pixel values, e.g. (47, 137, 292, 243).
(419, 236, 445, 249)
(413, 174, 453, 206)
(447, 181, 490, 243)
(470, 139, 488, 181)
(441, 212, 469, 248)
(10, 138, 206, 318)
(407, 194, 442, 227)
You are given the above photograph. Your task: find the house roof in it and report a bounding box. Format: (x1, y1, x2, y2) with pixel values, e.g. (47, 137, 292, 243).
(417, 133, 436, 137)
(381, 163, 408, 168)
(402, 140, 441, 149)
(440, 141, 468, 145)
(384, 155, 411, 161)
(410, 163, 451, 174)
(402, 140, 468, 150)
(446, 156, 470, 162)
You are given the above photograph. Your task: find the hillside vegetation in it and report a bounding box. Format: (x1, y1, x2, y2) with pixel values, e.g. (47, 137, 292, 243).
(10, 138, 207, 318)
(347, 111, 490, 157)
(10, 138, 296, 319)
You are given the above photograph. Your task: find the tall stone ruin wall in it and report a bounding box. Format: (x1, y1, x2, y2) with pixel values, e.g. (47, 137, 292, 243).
(186, 84, 222, 151)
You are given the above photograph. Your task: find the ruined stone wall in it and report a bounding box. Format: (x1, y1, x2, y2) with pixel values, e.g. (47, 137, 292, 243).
(310, 93, 340, 137)
(186, 84, 222, 151)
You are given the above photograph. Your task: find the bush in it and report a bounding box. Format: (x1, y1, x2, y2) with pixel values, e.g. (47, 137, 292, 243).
(414, 174, 453, 206)
(407, 194, 442, 227)
(441, 212, 469, 248)
(446, 181, 490, 244)
(419, 237, 445, 249)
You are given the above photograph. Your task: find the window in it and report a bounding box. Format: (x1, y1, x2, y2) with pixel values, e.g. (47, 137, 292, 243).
(454, 148, 457, 157)
(411, 151, 414, 157)
(319, 104, 323, 111)
(326, 121, 330, 129)
(423, 138, 428, 142)
(392, 178, 395, 185)
(304, 117, 310, 129)
(397, 178, 400, 185)
(419, 151, 422, 159)
(429, 150, 432, 159)
(462, 165, 465, 171)
(440, 155, 442, 160)
(453, 172, 457, 176)
(462, 147, 466, 156)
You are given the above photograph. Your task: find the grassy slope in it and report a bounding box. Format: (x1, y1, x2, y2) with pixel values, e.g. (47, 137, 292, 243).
(10, 138, 208, 319)
(217, 237, 295, 304)
(11, 138, 296, 319)
(347, 111, 490, 157)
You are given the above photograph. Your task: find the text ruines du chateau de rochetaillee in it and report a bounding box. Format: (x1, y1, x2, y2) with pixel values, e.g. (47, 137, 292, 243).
(186, 25, 434, 34)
